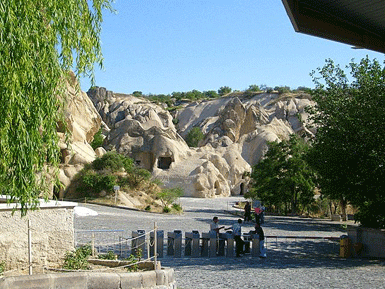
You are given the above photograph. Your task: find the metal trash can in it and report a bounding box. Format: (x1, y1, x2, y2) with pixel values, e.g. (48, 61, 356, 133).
(185, 230, 200, 257)
(132, 230, 146, 257)
(339, 235, 351, 258)
(167, 230, 182, 257)
(150, 230, 164, 258)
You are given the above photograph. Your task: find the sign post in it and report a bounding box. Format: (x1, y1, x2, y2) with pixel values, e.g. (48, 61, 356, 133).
(114, 185, 120, 205)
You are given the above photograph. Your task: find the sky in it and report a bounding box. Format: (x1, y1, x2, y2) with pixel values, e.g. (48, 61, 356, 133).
(80, 0, 384, 95)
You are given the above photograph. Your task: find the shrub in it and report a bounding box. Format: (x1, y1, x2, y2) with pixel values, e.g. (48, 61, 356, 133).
(247, 84, 260, 92)
(185, 127, 204, 147)
(63, 245, 92, 270)
(172, 203, 182, 212)
(218, 86, 232, 96)
(118, 168, 152, 188)
(0, 261, 5, 275)
(274, 86, 291, 94)
(98, 251, 116, 260)
(92, 152, 134, 173)
(90, 129, 104, 150)
(163, 206, 171, 213)
(76, 171, 116, 197)
(157, 187, 183, 208)
(145, 205, 151, 211)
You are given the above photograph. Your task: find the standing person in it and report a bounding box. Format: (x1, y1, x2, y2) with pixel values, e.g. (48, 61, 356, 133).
(254, 223, 267, 258)
(260, 203, 266, 225)
(227, 219, 244, 257)
(244, 201, 252, 222)
(254, 206, 261, 224)
(210, 216, 224, 235)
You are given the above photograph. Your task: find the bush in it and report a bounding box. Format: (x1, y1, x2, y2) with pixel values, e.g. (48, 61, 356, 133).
(98, 251, 116, 260)
(63, 245, 92, 270)
(274, 86, 291, 94)
(0, 261, 5, 275)
(247, 84, 260, 92)
(92, 152, 134, 173)
(90, 129, 104, 150)
(218, 86, 232, 96)
(185, 127, 204, 147)
(76, 171, 116, 197)
(157, 187, 183, 208)
(163, 206, 171, 213)
(172, 203, 182, 212)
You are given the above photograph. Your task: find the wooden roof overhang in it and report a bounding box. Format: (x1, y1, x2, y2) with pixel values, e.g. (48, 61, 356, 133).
(282, 0, 385, 53)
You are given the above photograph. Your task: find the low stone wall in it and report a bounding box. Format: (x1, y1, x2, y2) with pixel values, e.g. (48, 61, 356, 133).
(0, 269, 176, 289)
(0, 200, 77, 272)
(347, 226, 385, 258)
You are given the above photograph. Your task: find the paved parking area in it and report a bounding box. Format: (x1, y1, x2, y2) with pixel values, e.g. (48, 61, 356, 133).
(75, 197, 385, 289)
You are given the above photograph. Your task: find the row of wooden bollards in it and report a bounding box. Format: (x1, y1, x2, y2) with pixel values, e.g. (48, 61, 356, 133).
(132, 229, 262, 258)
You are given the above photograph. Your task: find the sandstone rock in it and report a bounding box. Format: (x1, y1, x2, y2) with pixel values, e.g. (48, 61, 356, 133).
(81, 88, 315, 198)
(95, 147, 107, 157)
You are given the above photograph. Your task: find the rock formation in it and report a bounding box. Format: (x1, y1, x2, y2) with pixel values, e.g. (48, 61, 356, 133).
(56, 73, 102, 198)
(84, 88, 314, 198)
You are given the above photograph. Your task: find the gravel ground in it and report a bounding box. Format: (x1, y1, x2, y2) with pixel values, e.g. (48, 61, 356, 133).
(74, 197, 385, 289)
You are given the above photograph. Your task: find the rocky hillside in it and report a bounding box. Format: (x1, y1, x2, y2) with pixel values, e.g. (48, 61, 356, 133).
(83, 87, 315, 199)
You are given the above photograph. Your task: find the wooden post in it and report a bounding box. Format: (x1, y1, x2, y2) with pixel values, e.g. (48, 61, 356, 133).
(91, 233, 95, 257)
(154, 222, 157, 269)
(28, 219, 32, 275)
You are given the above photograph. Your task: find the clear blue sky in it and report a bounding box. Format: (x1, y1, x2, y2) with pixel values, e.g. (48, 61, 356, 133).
(80, 0, 384, 95)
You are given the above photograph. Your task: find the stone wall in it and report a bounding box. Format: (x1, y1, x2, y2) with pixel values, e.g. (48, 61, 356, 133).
(0, 269, 176, 289)
(0, 200, 77, 272)
(347, 226, 385, 258)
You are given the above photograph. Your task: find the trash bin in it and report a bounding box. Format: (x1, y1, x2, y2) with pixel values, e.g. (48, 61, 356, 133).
(339, 235, 351, 258)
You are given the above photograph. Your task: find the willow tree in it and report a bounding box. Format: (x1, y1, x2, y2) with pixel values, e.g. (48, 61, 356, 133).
(0, 1, 113, 215)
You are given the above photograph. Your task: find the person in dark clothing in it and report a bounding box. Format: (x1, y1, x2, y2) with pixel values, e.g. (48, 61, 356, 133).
(244, 201, 252, 222)
(254, 223, 267, 258)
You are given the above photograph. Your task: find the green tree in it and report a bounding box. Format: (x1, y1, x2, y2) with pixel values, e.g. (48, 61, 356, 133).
(218, 86, 232, 96)
(246, 135, 316, 215)
(185, 127, 204, 147)
(203, 90, 219, 99)
(247, 84, 260, 92)
(157, 187, 183, 209)
(132, 91, 143, 97)
(274, 86, 291, 94)
(308, 57, 385, 228)
(0, 1, 113, 215)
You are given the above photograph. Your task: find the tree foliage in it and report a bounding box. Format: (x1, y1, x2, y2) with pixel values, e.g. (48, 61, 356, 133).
(308, 57, 385, 228)
(76, 152, 151, 197)
(185, 127, 205, 147)
(157, 187, 183, 208)
(218, 86, 232, 96)
(246, 135, 317, 215)
(0, 1, 113, 214)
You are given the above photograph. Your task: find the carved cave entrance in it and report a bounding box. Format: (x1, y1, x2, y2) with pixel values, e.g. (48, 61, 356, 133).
(158, 156, 172, 170)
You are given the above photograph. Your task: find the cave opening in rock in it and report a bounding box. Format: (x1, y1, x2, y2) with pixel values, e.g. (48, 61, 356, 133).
(240, 183, 245, 195)
(158, 156, 172, 170)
